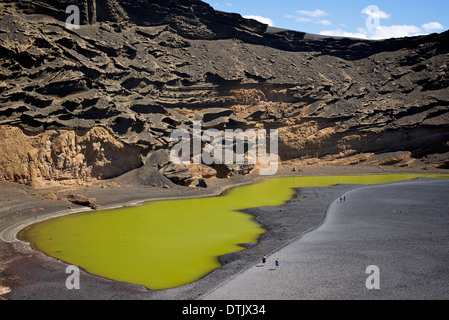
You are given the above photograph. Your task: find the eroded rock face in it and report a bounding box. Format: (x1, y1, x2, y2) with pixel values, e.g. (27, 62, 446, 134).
(0, 0, 448, 187)
(0, 125, 142, 188)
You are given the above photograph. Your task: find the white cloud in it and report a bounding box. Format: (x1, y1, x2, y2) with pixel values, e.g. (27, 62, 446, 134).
(318, 20, 332, 26)
(212, 2, 233, 8)
(243, 15, 274, 27)
(286, 9, 329, 24)
(317, 6, 445, 40)
(422, 21, 444, 32)
(320, 24, 425, 40)
(292, 17, 312, 23)
(368, 25, 424, 39)
(297, 9, 328, 18)
(320, 29, 368, 39)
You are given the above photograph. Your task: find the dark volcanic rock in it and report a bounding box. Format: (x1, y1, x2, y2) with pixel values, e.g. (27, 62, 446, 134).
(159, 163, 192, 185)
(116, 161, 175, 187)
(63, 194, 100, 210)
(0, 0, 448, 187)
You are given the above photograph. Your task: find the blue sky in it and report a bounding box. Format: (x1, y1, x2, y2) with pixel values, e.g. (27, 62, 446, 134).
(203, 0, 448, 39)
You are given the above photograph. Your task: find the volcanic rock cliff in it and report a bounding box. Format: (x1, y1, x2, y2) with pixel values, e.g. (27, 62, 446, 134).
(1, 0, 449, 188)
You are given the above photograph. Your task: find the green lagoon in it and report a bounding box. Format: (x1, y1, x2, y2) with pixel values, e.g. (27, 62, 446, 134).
(18, 174, 449, 289)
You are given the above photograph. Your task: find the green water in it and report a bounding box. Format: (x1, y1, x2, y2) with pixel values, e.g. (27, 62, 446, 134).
(18, 174, 449, 289)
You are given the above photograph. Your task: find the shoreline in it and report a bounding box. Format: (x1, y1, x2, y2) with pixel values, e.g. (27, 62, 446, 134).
(3, 164, 424, 246)
(1, 164, 448, 299)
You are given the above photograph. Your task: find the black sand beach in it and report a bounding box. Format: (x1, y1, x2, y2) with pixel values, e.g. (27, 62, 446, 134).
(203, 178, 449, 300)
(1, 164, 448, 300)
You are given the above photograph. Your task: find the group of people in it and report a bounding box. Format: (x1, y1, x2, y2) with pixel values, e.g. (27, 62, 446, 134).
(262, 255, 279, 269)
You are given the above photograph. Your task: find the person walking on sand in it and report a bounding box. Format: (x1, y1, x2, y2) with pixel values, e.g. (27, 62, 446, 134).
(275, 258, 279, 270)
(262, 255, 267, 266)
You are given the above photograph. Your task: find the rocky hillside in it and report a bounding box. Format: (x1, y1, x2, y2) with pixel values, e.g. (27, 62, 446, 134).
(1, 0, 449, 188)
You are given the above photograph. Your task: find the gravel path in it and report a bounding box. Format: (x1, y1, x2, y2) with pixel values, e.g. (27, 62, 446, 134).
(202, 178, 449, 300)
